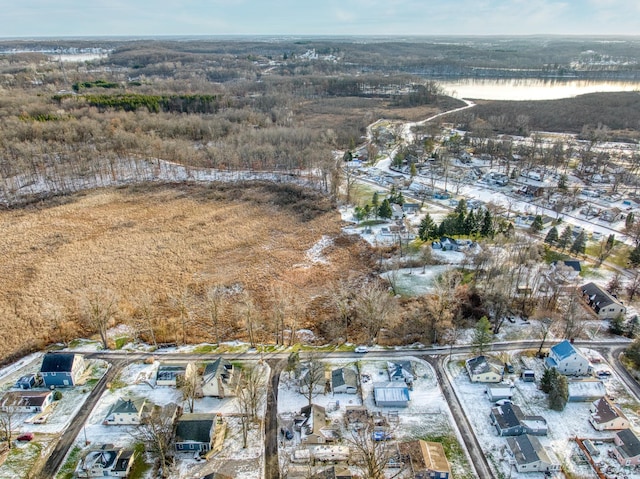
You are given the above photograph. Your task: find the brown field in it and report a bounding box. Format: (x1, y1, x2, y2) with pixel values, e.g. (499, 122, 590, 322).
(0, 182, 374, 363)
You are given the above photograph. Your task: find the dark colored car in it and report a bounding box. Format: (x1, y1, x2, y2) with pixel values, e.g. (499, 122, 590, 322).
(17, 433, 34, 442)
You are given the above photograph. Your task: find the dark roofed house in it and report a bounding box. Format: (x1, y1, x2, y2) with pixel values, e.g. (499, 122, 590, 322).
(465, 356, 503, 383)
(506, 435, 560, 473)
(0, 390, 54, 413)
(312, 466, 353, 479)
(387, 361, 415, 386)
(331, 367, 358, 394)
(156, 363, 186, 387)
(613, 429, 640, 466)
(104, 398, 149, 425)
(490, 403, 547, 436)
(40, 352, 85, 388)
(175, 413, 216, 452)
(581, 282, 626, 320)
(590, 396, 629, 431)
(15, 374, 41, 390)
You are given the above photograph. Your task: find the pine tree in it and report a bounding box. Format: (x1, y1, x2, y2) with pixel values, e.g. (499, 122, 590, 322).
(464, 209, 478, 237)
(378, 199, 392, 219)
(472, 316, 493, 355)
(548, 373, 569, 411)
(570, 231, 587, 255)
(558, 226, 573, 251)
(540, 367, 557, 394)
(480, 209, 494, 238)
(410, 162, 417, 179)
(544, 226, 559, 245)
(530, 215, 544, 233)
(418, 214, 437, 241)
(629, 243, 640, 267)
(558, 174, 568, 191)
(626, 211, 635, 229)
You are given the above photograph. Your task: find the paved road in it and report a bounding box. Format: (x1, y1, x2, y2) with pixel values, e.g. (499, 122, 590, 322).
(35, 359, 124, 479)
(426, 355, 496, 479)
(265, 358, 284, 479)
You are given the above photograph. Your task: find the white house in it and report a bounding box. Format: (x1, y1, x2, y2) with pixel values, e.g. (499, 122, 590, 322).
(331, 367, 358, 394)
(506, 435, 560, 473)
(580, 282, 626, 320)
(465, 356, 503, 383)
(75, 445, 136, 478)
(202, 358, 235, 398)
(103, 398, 148, 425)
(0, 391, 54, 413)
(545, 340, 590, 376)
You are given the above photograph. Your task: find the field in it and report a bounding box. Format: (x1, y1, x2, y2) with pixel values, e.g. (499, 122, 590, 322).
(0, 182, 374, 363)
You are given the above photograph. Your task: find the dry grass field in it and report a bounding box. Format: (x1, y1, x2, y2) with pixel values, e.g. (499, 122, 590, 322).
(0, 182, 374, 363)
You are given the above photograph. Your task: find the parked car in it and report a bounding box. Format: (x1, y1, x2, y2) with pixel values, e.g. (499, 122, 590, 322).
(495, 399, 512, 406)
(505, 363, 515, 374)
(354, 346, 369, 353)
(597, 370, 612, 378)
(17, 433, 33, 442)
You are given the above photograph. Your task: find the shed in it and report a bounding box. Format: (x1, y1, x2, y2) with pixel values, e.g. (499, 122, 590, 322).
(568, 379, 606, 402)
(373, 382, 410, 408)
(486, 385, 514, 402)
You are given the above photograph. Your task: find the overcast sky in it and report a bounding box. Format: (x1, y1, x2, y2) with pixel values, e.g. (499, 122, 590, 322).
(1, 0, 639, 37)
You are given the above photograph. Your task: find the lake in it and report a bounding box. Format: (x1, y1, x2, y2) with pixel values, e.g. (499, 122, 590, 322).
(438, 78, 640, 101)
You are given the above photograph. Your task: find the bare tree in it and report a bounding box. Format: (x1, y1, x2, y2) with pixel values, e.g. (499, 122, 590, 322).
(298, 353, 325, 406)
(180, 362, 199, 414)
(204, 285, 225, 345)
(169, 289, 193, 346)
(80, 288, 118, 350)
(627, 272, 640, 302)
(0, 407, 18, 450)
(355, 281, 397, 343)
(236, 364, 264, 448)
(135, 403, 178, 478)
(344, 417, 402, 479)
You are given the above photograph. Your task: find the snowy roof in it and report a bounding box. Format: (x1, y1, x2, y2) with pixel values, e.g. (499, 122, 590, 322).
(203, 358, 233, 382)
(107, 397, 146, 416)
(373, 383, 410, 404)
(387, 361, 414, 381)
(550, 340, 577, 361)
(581, 282, 621, 309)
(466, 355, 502, 375)
(591, 396, 627, 425)
(399, 440, 451, 476)
(331, 367, 357, 389)
(568, 380, 606, 400)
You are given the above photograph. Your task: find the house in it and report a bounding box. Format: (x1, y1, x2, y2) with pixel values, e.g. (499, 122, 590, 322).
(589, 396, 629, 431)
(202, 358, 236, 398)
(40, 352, 85, 388)
(387, 361, 415, 386)
(567, 379, 606, 402)
(103, 398, 148, 425)
(75, 444, 136, 478)
(486, 385, 514, 402)
(391, 203, 404, 220)
(613, 429, 640, 466)
(581, 282, 626, 320)
(550, 260, 581, 283)
(312, 466, 353, 479)
(601, 208, 623, 223)
(506, 435, 561, 473)
(299, 404, 337, 445)
(298, 363, 326, 395)
(373, 382, 410, 408)
(544, 340, 590, 376)
(156, 363, 186, 387)
(490, 403, 548, 436)
(175, 413, 216, 452)
(465, 356, 503, 383)
(0, 391, 54, 413)
(331, 367, 358, 394)
(399, 440, 451, 479)
(402, 203, 421, 214)
(15, 374, 41, 390)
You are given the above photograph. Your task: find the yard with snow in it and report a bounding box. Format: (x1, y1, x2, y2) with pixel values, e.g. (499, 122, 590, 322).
(448, 348, 640, 479)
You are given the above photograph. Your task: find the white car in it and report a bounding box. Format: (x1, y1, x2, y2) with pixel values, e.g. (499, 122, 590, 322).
(354, 346, 369, 353)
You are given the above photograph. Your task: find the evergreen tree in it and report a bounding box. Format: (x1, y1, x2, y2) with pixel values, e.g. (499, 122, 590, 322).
(464, 209, 478, 237)
(418, 214, 437, 241)
(570, 231, 587, 255)
(343, 150, 353, 162)
(629, 243, 640, 267)
(480, 209, 495, 238)
(540, 367, 557, 394)
(548, 373, 569, 411)
(558, 174, 568, 191)
(606, 233, 615, 251)
(530, 215, 544, 233)
(544, 226, 559, 245)
(609, 314, 625, 335)
(378, 199, 392, 219)
(410, 162, 417, 179)
(557, 226, 573, 251)
(472, 316, 493, 355)
(626, 211, 635, 229)
(625, 339, 640, 369)
(371, 191, 379, 210)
